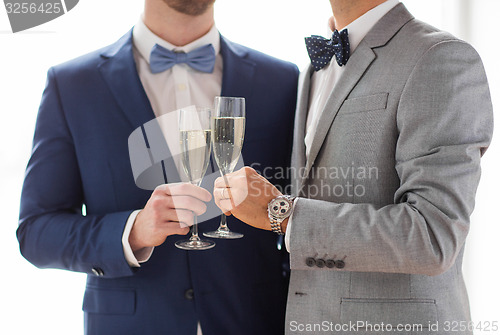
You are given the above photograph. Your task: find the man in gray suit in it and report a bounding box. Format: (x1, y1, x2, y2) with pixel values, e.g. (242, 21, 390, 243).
(213, 0, 494, 334)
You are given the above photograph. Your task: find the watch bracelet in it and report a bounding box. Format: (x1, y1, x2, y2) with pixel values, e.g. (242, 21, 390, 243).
(270, 219, 284, 235)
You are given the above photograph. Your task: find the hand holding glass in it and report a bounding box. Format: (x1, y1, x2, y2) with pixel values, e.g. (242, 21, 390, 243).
(204, 97, 246, 239)
(175, 107, 216, 250)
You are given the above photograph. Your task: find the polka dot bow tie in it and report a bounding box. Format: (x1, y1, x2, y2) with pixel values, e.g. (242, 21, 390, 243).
(305, 29, 350, 71)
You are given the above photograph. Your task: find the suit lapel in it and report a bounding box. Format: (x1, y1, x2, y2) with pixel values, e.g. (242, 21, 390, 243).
(291, 66, 313, 195)
(98, 30, 156, 130)
(219, 36, 256, 98)
(98, 30, 177, 185)
(301, 44, 376, 186)
(298, 3, 414, 192)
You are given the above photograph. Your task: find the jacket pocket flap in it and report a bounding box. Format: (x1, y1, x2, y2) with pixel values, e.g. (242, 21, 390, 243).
(340, 298, 437, 328)
(340, 93, 389, 114)
(83, 286, 136, 315)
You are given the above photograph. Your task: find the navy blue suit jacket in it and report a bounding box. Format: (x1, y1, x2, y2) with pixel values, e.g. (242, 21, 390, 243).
(17, 30, 299, 335)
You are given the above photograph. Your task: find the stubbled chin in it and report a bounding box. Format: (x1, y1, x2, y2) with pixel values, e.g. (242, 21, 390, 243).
(163, 0, 215, 16)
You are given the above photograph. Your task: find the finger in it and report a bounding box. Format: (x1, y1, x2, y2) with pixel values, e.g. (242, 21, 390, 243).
(155, 183, 212, 202)
(214, 175, 233, 188)
(163, 221, 190, 235)
(172, 225, 191, 235)
(213, 187, 230, 200)
(179, 227, 190, 235)
(218, 199, 236, 213)
(169, 209, 195, 228)
(149, 195, 207, 216)
(213, 193, 231, 215)
(215, 177, 247, 208)
(166, 195, 208, 216)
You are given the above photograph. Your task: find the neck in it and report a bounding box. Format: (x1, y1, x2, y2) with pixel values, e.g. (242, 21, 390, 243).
(329, 0, 387, 30)
(143, 1, 214, 46)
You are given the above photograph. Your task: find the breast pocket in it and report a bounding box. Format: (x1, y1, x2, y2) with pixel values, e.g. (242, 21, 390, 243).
(328, 92, 395, 168)
(339, 93, 389, 115)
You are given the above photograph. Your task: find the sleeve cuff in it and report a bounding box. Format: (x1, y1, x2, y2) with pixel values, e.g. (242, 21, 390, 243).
(284, 198, 298, 253)
(122, 210, 154, 267)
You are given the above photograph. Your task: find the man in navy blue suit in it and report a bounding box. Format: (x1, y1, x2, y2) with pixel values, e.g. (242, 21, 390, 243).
(17, 0, 299, 334)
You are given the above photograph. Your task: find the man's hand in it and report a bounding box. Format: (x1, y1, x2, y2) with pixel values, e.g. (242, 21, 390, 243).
(213, 167, 283, 232)
(130, 183, 212, 252)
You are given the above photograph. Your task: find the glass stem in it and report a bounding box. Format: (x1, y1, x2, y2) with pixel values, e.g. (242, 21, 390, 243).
(219, 214, 228, 231)
(219, 171, 231, 233)
(190, 213, 199, 241)
(189, 180, 201, 241)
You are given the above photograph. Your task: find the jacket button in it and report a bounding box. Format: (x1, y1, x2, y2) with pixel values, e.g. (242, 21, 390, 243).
(305, 257, 316, 267)
(316, 259, 326, 268)
(326, 259, 336, 268)
(184, 288, 194, 300)
(335, 260, 345, 269)
(91, 267, 104, 276)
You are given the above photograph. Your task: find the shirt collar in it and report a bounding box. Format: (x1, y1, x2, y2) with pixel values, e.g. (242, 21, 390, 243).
(132, 17, 221, 64)
(340, 0, 400, 52)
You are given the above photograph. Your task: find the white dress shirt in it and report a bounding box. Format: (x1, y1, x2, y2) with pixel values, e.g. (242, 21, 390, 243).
(121, 18, 223, 267)
(285, 0, 400, 251)
(120, 18, 223, 335)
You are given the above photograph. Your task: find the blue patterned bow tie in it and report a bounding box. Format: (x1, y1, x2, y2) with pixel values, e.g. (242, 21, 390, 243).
(305, 29, 350, 71)
(149, 43, 216, 74)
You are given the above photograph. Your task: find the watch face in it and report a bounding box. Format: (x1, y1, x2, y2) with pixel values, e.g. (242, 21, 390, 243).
(270, 198, 292, 218)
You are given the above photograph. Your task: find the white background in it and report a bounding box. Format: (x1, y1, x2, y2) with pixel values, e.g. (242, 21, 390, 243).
(0, 0, 498, 334)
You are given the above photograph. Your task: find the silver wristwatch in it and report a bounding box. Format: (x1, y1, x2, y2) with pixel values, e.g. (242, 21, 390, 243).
(267, 195, 295, 235)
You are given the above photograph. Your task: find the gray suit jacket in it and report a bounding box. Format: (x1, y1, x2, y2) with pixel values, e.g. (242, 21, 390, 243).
(287, 4, 493, 334)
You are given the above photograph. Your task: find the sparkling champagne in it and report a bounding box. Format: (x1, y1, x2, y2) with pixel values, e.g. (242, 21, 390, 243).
(180, 129, 212, 184)
(212, 117, 245, 174)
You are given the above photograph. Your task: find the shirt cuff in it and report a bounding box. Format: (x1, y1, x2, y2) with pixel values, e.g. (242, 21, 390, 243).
(122, 209, 154, 267)
(284, 198, 298, 253)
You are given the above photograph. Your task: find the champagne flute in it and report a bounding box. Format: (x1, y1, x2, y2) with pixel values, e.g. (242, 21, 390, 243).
(175, 107, 216, 250)
(204, 97, 245, 239)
